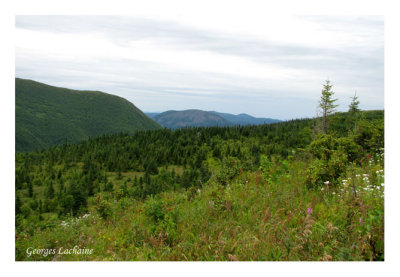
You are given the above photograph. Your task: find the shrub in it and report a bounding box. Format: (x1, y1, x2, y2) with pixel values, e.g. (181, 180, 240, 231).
(306, 134, 352, 189)
(93, 194, 112, 219)
(145, 197, 165, 222)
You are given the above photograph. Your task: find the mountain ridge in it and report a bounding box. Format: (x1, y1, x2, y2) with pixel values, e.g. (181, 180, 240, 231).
(146, 110, 281, 129)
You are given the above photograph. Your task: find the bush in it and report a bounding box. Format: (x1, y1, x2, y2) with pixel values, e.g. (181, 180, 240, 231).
(145, 197, 165, 222)
(93, 194, 112, 219)
(306, 134, 352, 189)
(216, 157, 241, 186)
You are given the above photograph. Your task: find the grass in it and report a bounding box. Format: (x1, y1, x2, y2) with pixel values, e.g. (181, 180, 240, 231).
(15, 154, 384, 261)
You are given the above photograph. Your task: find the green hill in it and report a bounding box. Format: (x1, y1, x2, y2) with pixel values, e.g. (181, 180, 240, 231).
(15, 78, 160, 152)
(153, 109, 231, 129)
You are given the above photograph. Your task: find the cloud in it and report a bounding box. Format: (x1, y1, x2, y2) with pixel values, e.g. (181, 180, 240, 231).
(15, 15, 384, 119)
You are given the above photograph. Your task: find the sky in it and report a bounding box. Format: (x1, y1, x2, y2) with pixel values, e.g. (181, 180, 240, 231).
(15, 15, 384, 120)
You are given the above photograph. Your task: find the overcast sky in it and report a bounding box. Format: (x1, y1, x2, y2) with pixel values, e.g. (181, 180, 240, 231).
(15, 15, 383, 120)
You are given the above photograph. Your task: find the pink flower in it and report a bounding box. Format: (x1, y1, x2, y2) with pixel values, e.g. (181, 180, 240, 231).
(307, 208, 313, 214)
(359, 217, 364, 224)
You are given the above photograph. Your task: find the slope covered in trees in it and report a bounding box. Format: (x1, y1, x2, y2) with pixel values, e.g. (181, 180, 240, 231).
(15, 78, 161, 152)
(152, 109, 231, 129)
(15, 110, 384, 261)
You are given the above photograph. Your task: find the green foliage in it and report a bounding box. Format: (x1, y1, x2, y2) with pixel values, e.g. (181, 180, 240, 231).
(93, 194, 112, 219)
(215, 157, 241, 186)
(16, 78, 160, 152)
(145, 197, 165, 223)
(349, 92, 360, 114)
(14, 109, 384, 261)
(306, 134, 360, 189)
(318, 80, 338, 133)
(353, 118, 384, 153)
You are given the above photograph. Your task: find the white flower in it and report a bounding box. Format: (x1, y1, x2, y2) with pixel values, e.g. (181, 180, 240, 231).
(356, 174, 361, 178)
(332, 192, 336, 195)
(363, 174, 369, 177)
(324, 181, 330, 185)
(381, 183, 384, 187)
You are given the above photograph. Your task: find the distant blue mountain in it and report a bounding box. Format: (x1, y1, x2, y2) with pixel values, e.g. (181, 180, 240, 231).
(145, 110, 281, 129)
(209, 111, 281, 125)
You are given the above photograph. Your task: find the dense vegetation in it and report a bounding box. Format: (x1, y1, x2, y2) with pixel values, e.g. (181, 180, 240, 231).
(15, 78, 160, 152)
(15, 109, 384, 261)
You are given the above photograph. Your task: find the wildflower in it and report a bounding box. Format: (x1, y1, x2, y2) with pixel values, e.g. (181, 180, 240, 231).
(359, 217, 364, 224)
(381, 183, 384, 187)
(307, 208, 313, 214)
(356, 174, 361, 178)
(332, 192, 335, 195)
(363, 174, 369, 177)
(138, 209, 142, 212)
(324, 181, 330, 185)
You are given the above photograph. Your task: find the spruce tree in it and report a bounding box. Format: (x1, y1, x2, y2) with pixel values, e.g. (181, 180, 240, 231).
(349, 91, 360, 113)
(348, 91, 361, 131)
(319, 80, 338, 133)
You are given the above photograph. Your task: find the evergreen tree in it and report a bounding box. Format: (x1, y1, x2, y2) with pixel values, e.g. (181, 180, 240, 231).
(319, 80, 338, 133)
(349, 91, 360, 113)
(348, 91, 361, 131)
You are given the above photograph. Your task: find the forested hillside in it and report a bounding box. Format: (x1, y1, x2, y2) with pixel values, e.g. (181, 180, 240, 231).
(15, 78, 160, 152)
(152, 110, 231, 129)
(15, 110, 384, 261)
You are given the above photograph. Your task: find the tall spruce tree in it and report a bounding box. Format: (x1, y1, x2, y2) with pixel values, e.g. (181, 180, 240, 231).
(319, 80, 338, 133)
